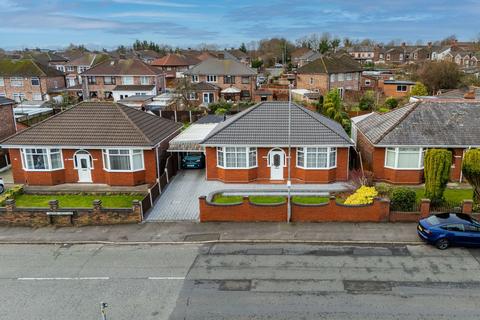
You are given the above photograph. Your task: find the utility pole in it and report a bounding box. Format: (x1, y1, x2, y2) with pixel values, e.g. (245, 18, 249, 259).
(287, 83, 292, 223)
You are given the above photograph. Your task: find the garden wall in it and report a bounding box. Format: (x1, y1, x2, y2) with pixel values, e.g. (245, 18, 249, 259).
(0, 199, 142, 227)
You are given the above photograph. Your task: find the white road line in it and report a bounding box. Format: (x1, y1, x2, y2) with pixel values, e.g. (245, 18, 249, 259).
(17, 277, 110, 281)
(148, 276, 185, 280)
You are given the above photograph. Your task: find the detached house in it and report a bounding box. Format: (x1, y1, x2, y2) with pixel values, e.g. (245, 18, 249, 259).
(185, 56, 257, 103)
(296, 54, 362, 98)
(81, 58, 165, 101)
(0, 101, 182, 186)
(0, 59, 66, 102)
(353, 99, 480, 184)
(201, 101, 353, 184)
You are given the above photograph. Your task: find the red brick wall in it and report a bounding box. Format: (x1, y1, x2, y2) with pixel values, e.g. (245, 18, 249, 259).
(205, 147, 349, 183)
(0, 76, 65, 101)
(0, 103, 16, 140)
(8, 148, 157, 186)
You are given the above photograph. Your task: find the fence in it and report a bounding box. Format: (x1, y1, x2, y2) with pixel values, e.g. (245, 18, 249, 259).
(140, 154, 178, 219)
(154, 110, 205, 123)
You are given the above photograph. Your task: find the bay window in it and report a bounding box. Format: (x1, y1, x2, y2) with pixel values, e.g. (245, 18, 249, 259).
(21, 148, 63, 171)
(103, 149, 144, 171)
(217, 147, 257, 168)
(385, 147, 424, 169)
(297, 147, 337, 169)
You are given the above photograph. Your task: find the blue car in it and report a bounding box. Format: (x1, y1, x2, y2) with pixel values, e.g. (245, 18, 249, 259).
(418, 213, 480, 249)
(181, 154, 205, 169)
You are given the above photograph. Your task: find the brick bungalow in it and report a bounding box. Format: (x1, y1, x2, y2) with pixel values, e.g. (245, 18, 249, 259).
(353, 99, 480, 184)
(201, 101, 353, 183)
(0, 97, 16, 170)
(0, 101, 182, 186)
(296, 53, 362, 99)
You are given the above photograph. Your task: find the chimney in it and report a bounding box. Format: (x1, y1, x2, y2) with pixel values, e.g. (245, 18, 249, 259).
(401, 42, 406, 47)
(464, 89, 476, 100)
(427, 42, 432, 48)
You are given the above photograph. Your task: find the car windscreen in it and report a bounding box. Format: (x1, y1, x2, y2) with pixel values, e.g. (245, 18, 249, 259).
(426, 216, 440, 225)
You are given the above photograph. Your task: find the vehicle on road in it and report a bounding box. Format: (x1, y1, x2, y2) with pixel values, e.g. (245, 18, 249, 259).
(181, 153, 205, 169)
(418, 213, 480, 249)
(0, 178, 4, 194)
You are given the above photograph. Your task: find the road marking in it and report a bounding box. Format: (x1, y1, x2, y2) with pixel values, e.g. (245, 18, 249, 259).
(148, 276, 185, 280)
(17, 277, 110, 281)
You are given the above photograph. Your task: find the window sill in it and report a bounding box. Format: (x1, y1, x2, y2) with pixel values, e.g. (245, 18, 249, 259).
(217, 166, 257, 170)
(384, 166, 424, 171)
(296, 166, 336, 170)
(23, 168, 64, 172)
(103, 168, 145, 173)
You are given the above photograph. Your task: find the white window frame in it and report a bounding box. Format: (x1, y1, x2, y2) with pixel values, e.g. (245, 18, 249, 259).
(102, 149, 145, 172)
(31, 77, 40, 86)
(191, 75, 199, 83)
(206, 75, 217, 83)
(140, 76, 149, 85)
(216, 146, 257, 169)
(0, 77, 4, 86)
(20, 148, 64, 172)
(122, 76, 134, 85)
(396, 85, 408, 92)
(338, 73, 345, 81)
(10, 77, 23, 87)
(12, 93, 25, 102)
(188, 92, 197, 100)
(384, 147, 424, 170)
(66, 66, 74, 72)
(296, 147, 337, 170)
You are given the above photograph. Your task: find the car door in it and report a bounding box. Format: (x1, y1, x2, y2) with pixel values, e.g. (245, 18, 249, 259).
(463, 224, 480, 246)
(442, 224, 466, 245)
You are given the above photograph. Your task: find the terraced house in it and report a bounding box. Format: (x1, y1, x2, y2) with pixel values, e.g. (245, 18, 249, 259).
(201, 101, 353, 184)
(184, 55, 257, 103)
(0, 101, 182, 186)
(0, 59, 66, 102)
(81, 58, 165, 101)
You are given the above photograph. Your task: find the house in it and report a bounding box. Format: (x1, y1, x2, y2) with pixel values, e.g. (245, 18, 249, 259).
(291, 47, 313, 67)
(295, 50, 322, 68)
(0, 101, 182, 186)
(151, 53, 200, 87)
(200, 101, 353, 183)
(296, 53, 363, 98)
(116, 94, 155, 110)
(135, 50, 162, 64)
(0, 97, 16, 171)
(185, 56, 257, 103)
(346, 46, 375, 64)
(184, 82, 221, 107)
(64, 53, 110, 88)
(378, 80, 415, 98)
(227, 49, 251, 66)
(22, 50, 69, 72)
(376, 43, 436, 64)
(80, 58, 165, 101)
(353, 99, 480, 184)
(0, 59, 66, 102)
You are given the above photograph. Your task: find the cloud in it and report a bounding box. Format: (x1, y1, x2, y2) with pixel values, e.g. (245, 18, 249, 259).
(108, 10, 207, 20)
(110, 0, 197, 8)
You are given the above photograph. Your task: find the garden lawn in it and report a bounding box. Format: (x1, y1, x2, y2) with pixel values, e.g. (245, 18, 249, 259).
(14, 194, 144, 208)
(292, 196, 329, 205)
(212, 194, 243, 204)
(413, 188, 473, 204)
(249, 196, 285, 204)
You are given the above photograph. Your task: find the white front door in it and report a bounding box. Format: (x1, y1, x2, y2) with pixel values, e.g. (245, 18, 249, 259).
(76, 154, 92, 183)
(269, 150, 284, 180)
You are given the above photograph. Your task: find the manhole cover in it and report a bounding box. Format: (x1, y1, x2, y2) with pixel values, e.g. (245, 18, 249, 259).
(219, 280, 252, 291)
(184, 233, 220, 241)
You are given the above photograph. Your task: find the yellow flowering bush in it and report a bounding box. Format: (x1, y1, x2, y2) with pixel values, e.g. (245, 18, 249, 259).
(344, 186, 378, 205)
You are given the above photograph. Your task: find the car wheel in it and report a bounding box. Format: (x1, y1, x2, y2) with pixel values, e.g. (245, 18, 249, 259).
(435, 238, 449, 250)
(0, 185, 4, 194)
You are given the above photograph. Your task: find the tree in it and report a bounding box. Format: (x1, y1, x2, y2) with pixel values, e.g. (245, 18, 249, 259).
(343, 37, 354, 48)
(318, 38, 330, 54)
(384, 97, 399, 109)
(239, 42, 247, 53)
(358, 90, 375, 111)
(174, 78, 197, 110)
(410, 82, 428, 96)
(251, 59, 263, 69)
(424, 149, 452, 205)
(322, 89, 351, 133)
(415, 61, 461, 94)
(462, 149, 480, 204)
(330, 38, 341, 52)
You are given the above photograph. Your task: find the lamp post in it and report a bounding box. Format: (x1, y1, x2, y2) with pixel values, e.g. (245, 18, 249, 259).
(287, 83, 293, 223)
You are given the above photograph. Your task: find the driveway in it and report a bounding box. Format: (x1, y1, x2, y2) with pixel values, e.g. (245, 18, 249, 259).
(147, 170, 351, 222)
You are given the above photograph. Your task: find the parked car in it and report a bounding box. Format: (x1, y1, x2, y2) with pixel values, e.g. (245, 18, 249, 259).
(0, 178, 4, 194)
(418, 213, 480, 249)
(181, 153, 205, 169)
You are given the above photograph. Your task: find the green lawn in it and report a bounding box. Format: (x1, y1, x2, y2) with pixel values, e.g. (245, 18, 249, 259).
(212, 194, 243, 204)
(292, 196, 329, 205)
(249, 196, 286, 204)
(413, 188, 473, 203)
(14, 194, 144, 208)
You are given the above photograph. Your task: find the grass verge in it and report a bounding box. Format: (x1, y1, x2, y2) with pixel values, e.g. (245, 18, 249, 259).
(13, 194, 144, 208)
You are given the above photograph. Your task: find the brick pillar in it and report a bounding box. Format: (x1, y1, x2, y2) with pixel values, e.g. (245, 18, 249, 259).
(93, 200, 102, 213)
(420, 199, 431, 218)
(5, 199, 15, 213)
(462, 200, 473, 214)
(49, 200, 59, 211)
(329, 196, 336, 205)
(132, 200, 142, 222)
(379, 198, 391, 221)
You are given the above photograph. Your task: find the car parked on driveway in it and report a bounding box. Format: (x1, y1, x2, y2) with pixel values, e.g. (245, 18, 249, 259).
(418, 213, 480, 249)
(0, 178, 4, 194)
(181, 153, 205, 169)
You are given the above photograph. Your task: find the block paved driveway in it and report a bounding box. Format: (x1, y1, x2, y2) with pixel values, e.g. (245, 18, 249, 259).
(147, 170, 351, 222)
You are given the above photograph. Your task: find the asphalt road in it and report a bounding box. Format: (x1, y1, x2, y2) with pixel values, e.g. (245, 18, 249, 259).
(0, 243, 479, 319)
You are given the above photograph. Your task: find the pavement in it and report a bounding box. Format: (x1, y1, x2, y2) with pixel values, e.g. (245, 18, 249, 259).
(1, 243, 479, 319)
(0, 221, 420, 244)
(147, 170, 352, 221)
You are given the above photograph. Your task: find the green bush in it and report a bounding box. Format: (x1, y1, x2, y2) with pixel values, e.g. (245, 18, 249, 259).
(208, 101, 232, 114)
(358, 90, 375, 111)
(0, 185, 24, 206)
(390, 188, 417, 211)
(384, 97, 398, 109)
(462, 148, 480, 204)
(424, 149, 452, 205)
(376, 183, 394, 197)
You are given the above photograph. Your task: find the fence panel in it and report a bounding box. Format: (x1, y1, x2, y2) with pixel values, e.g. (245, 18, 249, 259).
(141, 194, 152, 219)
(390, 201, 420, 213)
(159, 173, 168, 191)
(150, 183, 160, 203)
(430, 200, 462, 213)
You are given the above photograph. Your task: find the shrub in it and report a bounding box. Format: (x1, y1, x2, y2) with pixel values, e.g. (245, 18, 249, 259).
(384, 97, 398, 109)
(376, 183, 394, 197)
(424, 149, 452, 205)
(462, 148, 480, 204)
(0, 185, 24, 206)
(358, 90, 375, 111)
(410, 82, 429, 96)
(208, 101, 232, 114)
(390, 188, 417, 211)
(344, 186, 378, 205)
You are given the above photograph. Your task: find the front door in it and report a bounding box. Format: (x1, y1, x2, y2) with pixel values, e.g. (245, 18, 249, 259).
(76, 154, 92, 183)
(203, 92, 214, 104)
(269, 150, 284, 180)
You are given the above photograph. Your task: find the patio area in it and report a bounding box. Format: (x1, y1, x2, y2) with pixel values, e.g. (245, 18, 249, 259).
(146, 169, 352, 222)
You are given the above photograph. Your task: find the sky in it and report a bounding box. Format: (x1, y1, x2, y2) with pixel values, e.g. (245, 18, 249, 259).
(1, 0, 479, 50)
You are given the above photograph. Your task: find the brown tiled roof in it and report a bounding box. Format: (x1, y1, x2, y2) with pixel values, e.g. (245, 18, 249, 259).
(0, 59, 65, 77)
(81, 58, 162, 76)
(297, 53, 362, 74)
(1, 101, 181, 147)
(151, 54, 199, 67)
(192, 81, 220, 91)
(113, 85, 155, 91)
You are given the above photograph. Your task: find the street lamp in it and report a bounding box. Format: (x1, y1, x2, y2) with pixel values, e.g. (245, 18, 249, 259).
(287, 83, 293, 223)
